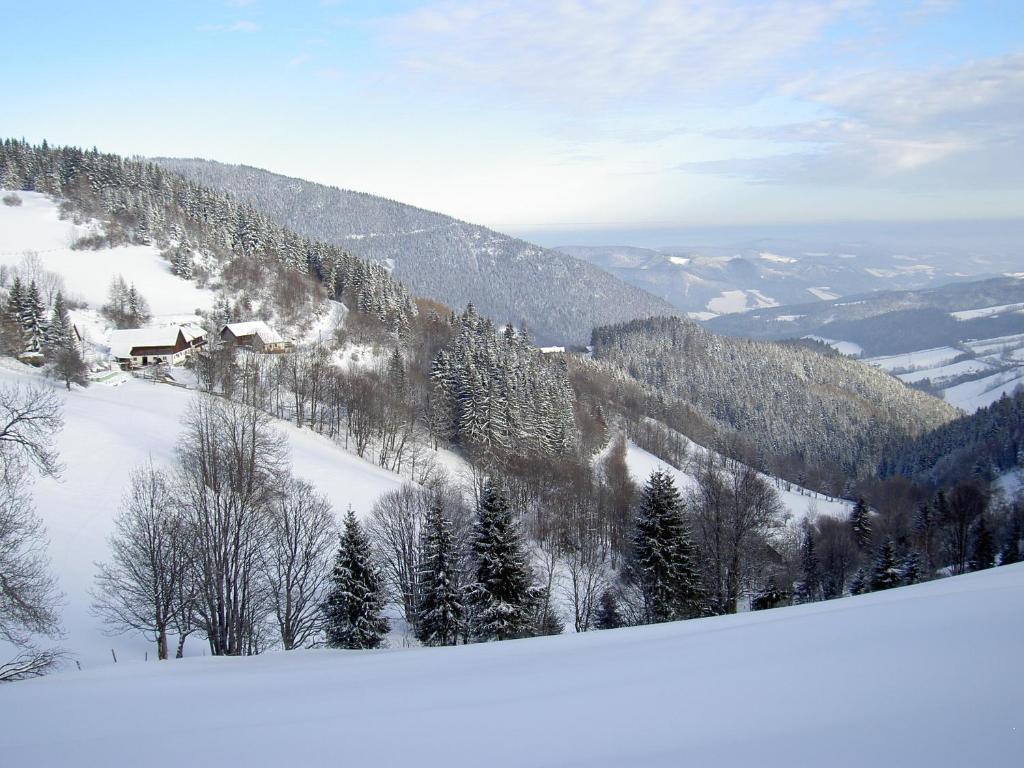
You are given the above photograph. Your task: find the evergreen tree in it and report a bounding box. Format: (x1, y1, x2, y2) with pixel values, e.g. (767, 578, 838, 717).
(631, 469, 702, 623)
(322, 510, 390, 649)
(171, 245, 194, 279)
(849, 498, 872, 551)
(468, 480, 538, 642)
(899, 551, 924, 585)
(968, 515, 996, 571)
(19, 280, 45, 355)
(751, 576, 788, 611)
(594, 589, 624, 629)
(126, 283, 150, 326)
(45, 291, 74, 352)
(848, 566, 869, 595)
(869, 541, 902, 592)
(793, 523, 821, 604)
(1001, 518, 1022, 566)
(415, 501, 465, 647)
(535, 596, 565, 636)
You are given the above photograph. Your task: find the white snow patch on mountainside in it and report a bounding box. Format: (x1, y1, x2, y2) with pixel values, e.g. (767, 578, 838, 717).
(758, 252, 797, 264)
(707, 289, 778, 315)
(2, 564, 1021, 767)
(897, 358, 994, 385)
(804, 335, 864, 357)
(951, 302, 1024, 321)
(866, 346, 962, 373)
(942, 369, 1024, 412)
(807, 286, 839, 301)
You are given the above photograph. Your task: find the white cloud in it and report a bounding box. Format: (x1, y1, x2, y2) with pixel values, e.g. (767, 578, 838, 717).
(685, 54, 1024, 188)
(378, 0, 852, 108)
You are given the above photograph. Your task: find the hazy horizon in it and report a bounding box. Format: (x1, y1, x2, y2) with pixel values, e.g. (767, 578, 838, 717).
(7, 1, 1023, 234)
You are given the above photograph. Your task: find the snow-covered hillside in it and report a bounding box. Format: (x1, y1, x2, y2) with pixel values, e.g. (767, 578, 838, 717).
(0, 359, 404, 669)
(0, 192, 215, 317)
(2, 563, 1020, 767)
(862, 334, 1024, 412)
(619, 438, 850, 524)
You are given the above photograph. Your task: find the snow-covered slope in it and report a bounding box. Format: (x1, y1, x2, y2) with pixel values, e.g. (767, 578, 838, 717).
(0, 361, 404, 669)
(0, 192, 215, 316)
(2, 563, 1021, 767)
(620, 438, 851, 524)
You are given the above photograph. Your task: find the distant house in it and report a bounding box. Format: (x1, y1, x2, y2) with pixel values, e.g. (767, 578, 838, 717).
(109, 324, 207, 368)
(220, 321, 291, 353)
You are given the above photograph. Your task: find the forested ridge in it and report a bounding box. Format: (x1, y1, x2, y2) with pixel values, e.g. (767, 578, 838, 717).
(0, 139, 416, 332)
(881, 389, 1024, 488)
(152, 157, 677, 345)
(590, 316, 958, 491)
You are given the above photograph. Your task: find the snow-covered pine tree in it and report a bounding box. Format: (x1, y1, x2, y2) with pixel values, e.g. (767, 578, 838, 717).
(968, 515, 995, 571)
(848, 566, 869, 595)
(793, 523, 821, 604)
(899, 551, 924, 585)
(126, 283, 150, 327)
(171, 245, 194, 279)
(45, 291, 74, 352)
(1001, 518, 1022, 565)
(322, 510, 390, 650)
(869, 541, 901, 592)
(19, 280, 46, 355)
(593, 589, 623, 630)
(631, 469, 702, 623)
(469, 479, 538, 642)
(415, 500, 465, 647)
(849, 498, 872, 551)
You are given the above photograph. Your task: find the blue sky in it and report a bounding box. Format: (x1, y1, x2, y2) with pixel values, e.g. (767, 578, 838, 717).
(6, 1, 1024, 237)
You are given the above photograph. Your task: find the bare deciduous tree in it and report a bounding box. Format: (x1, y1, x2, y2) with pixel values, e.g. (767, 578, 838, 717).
(0, 383, 63, 681)
(0, 383, 63, 481)
(691, 454, 785, 614)
(176, 396, 287, 656)
(260, 478, 335, 650)
(368, 484, 427, 629)
(92, 462, 188, 660)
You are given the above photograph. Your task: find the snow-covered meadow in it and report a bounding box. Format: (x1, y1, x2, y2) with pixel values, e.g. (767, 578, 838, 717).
(1, 563, 1021, 767)
(0, 355, 405, 670)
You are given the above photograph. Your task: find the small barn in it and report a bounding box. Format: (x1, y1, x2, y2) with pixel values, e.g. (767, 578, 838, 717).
(109, 324, 207, 368)
(220, 321, 291, 353)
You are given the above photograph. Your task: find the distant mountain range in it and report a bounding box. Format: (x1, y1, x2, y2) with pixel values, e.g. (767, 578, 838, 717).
(702, 275, 1024, 356)
(152, 159, 676, 345)
(558, 238, 1023, 320)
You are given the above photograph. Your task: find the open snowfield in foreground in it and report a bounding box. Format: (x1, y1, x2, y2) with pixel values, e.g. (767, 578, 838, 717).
(2, 564, 1021, 767)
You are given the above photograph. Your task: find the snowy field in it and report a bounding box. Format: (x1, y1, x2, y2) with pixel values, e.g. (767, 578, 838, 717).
(0, 192, 215, 316)
(806, 286, 839, 300)
(1, 564, 1021, 767)
(897, 358, 995, 384)
(706, 288, 778, 314)
(865, 346, 962, 372)
(942, 369, 1024, 413)
(950, 301, 1024, 321)
(0, 362, 404, 669)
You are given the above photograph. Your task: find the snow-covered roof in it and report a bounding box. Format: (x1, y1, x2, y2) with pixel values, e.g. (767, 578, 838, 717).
(108, 327, 183, 358)
(107, 324, 206, 358)
(224, 321, 284, 344)
(180, 323, 207, 343)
